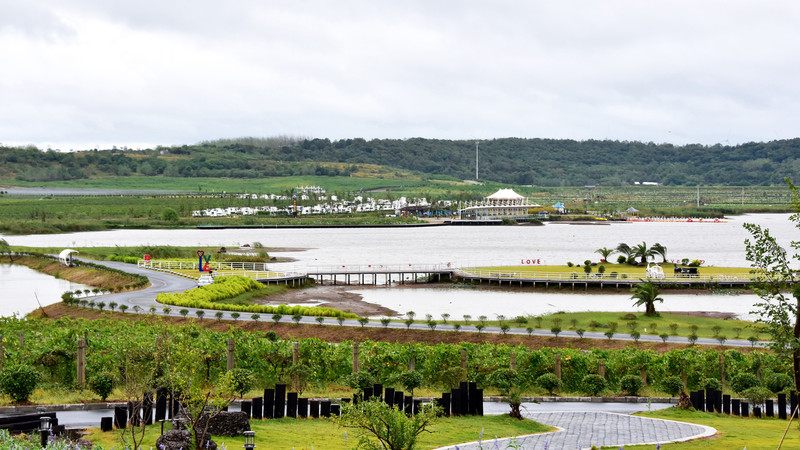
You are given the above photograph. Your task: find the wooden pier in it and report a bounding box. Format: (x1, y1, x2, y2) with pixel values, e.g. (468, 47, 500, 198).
(306, 264, 453, 286)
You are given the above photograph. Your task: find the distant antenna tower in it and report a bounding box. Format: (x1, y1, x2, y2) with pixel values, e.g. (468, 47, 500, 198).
(475, 141, 479, 180)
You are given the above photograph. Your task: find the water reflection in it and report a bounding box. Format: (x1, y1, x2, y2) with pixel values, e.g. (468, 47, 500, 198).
(348, 286, 760, 320)
(0, 264, 93, 317)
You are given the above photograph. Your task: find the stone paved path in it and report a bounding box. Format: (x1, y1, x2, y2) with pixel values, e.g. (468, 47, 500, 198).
(437, 411, 716, 449)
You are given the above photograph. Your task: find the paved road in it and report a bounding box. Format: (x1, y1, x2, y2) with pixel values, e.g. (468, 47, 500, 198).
(437, 411, 715, 450)
(80, 260, 765, 348)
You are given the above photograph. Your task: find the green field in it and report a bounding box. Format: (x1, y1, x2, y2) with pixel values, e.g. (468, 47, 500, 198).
(628, 408, 800, 449)
(83, 413, 552, 450)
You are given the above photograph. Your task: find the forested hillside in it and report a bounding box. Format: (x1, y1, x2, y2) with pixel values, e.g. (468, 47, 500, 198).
(2, 137, 798, 186)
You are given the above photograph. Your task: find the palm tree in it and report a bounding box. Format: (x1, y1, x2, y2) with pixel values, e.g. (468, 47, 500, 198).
(630, 282, 664, 317)
(615, 243, 634, 262)
(651, 243, 668, 262)
(595, 247, 615, 262)
(632, 242, 653, 264)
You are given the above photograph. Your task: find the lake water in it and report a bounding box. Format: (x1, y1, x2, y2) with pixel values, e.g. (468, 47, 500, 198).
(0, 264, 93, 317)
(1, 213, 795, 318)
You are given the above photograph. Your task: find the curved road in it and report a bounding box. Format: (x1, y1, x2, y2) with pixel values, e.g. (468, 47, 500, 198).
(82, 259, 765, 348)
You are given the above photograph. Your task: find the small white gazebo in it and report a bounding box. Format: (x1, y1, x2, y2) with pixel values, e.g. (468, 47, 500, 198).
(58, 249, 78, 266)
(458, 189, 540, 221)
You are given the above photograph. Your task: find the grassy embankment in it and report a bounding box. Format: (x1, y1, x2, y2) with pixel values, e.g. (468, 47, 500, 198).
(5, 255, 144, 292)
(83, 413, 552, 450)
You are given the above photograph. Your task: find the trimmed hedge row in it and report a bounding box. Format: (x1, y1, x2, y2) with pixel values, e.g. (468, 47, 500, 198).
(156, 275, 357, 318)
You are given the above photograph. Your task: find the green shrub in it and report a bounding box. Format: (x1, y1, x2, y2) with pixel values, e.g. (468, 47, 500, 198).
(221, 368, 255, 398)
(619, 375, 643, 396)
(661, 376, 685, 397)
(730, 373, 761, 394)
(346, 371, 377, 394)
(398, 371, 424, 396)
(0, 365, 41, 403)
(582, 374, 607, 396)
(536, 373, 562, 395)
(436, 367, 466, 390)
(701, 378, 722, 392)
(741, 386, 772, 406)
(88, 372, 114, 401)
(765, 373, 793, 393)
(617, 255, 627, 264)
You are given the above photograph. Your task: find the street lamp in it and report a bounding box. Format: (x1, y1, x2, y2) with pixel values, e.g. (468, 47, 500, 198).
(243, 431, 256, 450)
(40, 416, 51, 447)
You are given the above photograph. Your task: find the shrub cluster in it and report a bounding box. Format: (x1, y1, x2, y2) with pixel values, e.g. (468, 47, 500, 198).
(157, 276, 356, 318)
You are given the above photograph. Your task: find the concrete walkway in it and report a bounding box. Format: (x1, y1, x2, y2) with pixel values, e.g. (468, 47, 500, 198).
(437, 411, 716, 450)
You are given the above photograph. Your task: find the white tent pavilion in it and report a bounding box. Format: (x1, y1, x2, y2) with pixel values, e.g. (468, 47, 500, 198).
(458, 189, 540, 221)
(58, 249, 78, 266)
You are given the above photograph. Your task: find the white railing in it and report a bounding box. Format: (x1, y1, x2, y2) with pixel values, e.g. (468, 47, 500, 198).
(213, 270, 305, 279)
(305, 263, 455, 273)
(456, 269, 755, 283)
(138, 260, 270, 271)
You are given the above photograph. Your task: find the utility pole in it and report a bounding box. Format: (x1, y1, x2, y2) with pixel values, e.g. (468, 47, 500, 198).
(697, 185, 700, 208)
(475, 141, 479, 181)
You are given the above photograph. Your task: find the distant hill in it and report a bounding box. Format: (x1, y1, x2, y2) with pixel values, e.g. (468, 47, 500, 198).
(2, 137, 798, 186)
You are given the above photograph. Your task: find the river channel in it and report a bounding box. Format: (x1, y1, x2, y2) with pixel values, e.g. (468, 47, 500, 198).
(2, 213, 796, 318)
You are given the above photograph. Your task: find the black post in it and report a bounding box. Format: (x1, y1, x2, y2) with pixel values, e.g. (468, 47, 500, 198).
(298, 398, 308, 418)
(779, 393, 788, 420)
(441, 392, 451, 417)
(696, 390, 706, 412)
(469, 382, 479, 415)
(114, 406, 127, 429)
(100, 417, 113, 432)
(128, 402, 140, 427)
(394, 391, 404, 411)
(450, 388, 461, 416)
(754, 406, 762, 418)
(476, 389, 484, 416)
(373, 383, 383, 401)
(321, 400, 331, 417)
(413, 399, 422, 415)
(741, 402, 749, 417)
(274, 384, 286, 419)
(353, 393, 361, 405)
(766, 399, 774, 418)
(384, 387, 395, 407)
(252, 397, 263, 420)
(287, 393, 298, 418)
(155, 387, 168, 422)
(792, 391, 798, 418)
(732, 398, 741, 416)
(404, 395, 413, 416)
(714, 389, 722, 413)
(310, 400, 320, 418)
(264, 388, 274, 419)
(363, 387, 374, 400)
(723, 394, 731, 415)
(331, 404, 340, 416)
(143, 392, 154, 425)
(705, 388, 714, 413)
(460, 382, 470, 416)
(241, 401, 252, 418)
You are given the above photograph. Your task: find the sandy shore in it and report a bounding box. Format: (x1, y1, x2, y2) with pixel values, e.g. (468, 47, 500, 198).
(255, 284, 397, 317)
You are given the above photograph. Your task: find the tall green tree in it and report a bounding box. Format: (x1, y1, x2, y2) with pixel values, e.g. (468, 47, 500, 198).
(744, 179, 800, 390)
(630, 282, 663, 317)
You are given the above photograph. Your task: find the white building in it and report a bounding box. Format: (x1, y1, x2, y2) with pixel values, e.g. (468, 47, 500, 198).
(458, 189, 540, 221)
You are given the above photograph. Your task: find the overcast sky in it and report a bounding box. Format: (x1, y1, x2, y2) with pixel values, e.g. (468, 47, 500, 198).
(1, 1, 799, 150)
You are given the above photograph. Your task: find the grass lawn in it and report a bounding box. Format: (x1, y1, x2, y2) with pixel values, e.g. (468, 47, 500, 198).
(83, 413, 553, 450)
(624, 407, 800, 449)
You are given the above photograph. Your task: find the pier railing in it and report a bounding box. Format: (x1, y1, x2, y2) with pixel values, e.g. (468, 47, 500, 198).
(305, 263, 454, 273)
(457, 269, 756, 283)
(138, 260, 270, 271)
